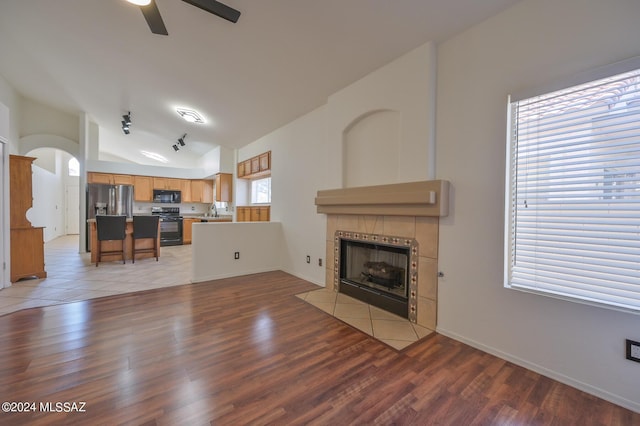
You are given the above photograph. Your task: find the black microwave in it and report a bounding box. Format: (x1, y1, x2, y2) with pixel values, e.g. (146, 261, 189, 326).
(153, 189, 181, 204)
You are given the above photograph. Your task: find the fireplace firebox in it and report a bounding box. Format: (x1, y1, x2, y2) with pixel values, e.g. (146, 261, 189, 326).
(339, 237, 412, 318)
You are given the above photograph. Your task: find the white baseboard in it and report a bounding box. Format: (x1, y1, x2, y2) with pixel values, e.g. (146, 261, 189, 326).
(436, 327, 640, 414)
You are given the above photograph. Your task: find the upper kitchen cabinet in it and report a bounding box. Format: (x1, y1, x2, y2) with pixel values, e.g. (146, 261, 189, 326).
(238, 151, 271, 179)
(215, 173, 232, 202)
(259, 151, 270, 172)
(191, 180, 214, 203)
(133, 175, 153, 202)
(180, 179, 192, 203)
(88, 172, 134, 185)
(153, 177, 182, 191)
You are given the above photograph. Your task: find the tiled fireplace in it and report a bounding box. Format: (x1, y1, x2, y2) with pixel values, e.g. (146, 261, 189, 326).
(316, 180, 449, 331)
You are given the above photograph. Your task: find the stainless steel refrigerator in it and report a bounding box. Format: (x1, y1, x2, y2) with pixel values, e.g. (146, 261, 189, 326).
(86, 183, 134, 251)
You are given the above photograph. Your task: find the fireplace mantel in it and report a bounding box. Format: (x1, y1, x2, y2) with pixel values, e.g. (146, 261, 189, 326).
(315, 180, 449, 217)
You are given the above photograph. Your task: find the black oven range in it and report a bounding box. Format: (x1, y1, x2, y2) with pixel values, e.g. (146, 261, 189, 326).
(151, 207, 183, 246)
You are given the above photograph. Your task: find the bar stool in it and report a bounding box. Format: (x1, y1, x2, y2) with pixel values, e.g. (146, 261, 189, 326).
(95, 215, 127, 266)
(132, 215, 160, 263)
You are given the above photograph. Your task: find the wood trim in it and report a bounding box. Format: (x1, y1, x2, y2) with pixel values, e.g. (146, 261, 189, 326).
(315, 180, 449, 217)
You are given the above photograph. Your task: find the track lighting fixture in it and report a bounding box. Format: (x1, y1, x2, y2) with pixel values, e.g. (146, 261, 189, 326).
(121, 111, 132, 135)
(178, 133, 187, 147)
(172, 144, 179, 152)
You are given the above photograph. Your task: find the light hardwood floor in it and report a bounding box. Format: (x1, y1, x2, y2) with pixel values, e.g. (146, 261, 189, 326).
(0, 268, 638, 425)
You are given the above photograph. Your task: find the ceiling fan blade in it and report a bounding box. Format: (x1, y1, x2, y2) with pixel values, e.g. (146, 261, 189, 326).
(181, 0, 241, 23)
(140, 0, 169, 35)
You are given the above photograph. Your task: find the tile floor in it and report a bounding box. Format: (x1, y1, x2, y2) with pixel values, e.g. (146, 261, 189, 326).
(0, 235, 192, 316)
(297, 287, 434, 350)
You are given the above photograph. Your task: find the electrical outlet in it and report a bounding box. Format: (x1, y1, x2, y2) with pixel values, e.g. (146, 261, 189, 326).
(318, 258, 322, 267)
(234, 252, 240, 260)
(627, 339, 640, 363)
(306, 255, 310, 264)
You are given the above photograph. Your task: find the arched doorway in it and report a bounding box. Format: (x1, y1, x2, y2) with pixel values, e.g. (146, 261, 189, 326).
(24, 147, 80, 242)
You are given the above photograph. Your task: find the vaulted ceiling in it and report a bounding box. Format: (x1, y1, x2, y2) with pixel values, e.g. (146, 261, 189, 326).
(0, 0, 521, 166)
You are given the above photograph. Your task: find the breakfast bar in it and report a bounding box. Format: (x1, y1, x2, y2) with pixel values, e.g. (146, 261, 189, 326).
(87, 218, 160, 263)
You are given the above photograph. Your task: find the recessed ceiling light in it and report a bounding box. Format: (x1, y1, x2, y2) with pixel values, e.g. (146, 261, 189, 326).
(176, 108, 205, 124)
(126, 0, 152, 6)
(140, 150, 168, 163)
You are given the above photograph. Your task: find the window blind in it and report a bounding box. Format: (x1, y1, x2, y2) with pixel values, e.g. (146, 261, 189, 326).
(505, 68, 640, 313)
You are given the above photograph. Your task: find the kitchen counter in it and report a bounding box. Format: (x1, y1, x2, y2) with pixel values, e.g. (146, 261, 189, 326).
(87, 219, 160, 263)
(183, 215, 233, 222)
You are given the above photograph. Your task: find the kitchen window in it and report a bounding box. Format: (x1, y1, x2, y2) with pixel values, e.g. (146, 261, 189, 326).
(505, 59, 640, 313)
(251, 177, 271, 204)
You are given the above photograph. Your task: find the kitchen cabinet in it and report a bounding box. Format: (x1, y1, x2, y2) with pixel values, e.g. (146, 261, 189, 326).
(153, 177, 182, 191)
(259, 151, 270, 172)
(133, 175, 153, 201)
(190, 180, 214, 203)
(250, 206, 270, 222)
(238, 151, 271, 179)
(215, 173, 232, 202)
(88, 172, 133, 185)
(113, 174, 134, 185)
(10, 155, 47, 283)
(236, 207, 249, 222)
(183, 218, 197, 244)
(237, 206, 270, 222)
(251, 157, 260, 174)
(180, 179, 192, 202)
(238, 161, 247, 178)
(88, 172, 112, 184)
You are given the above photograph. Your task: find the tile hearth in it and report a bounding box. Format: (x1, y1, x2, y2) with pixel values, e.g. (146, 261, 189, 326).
(296, 287, 434, 350)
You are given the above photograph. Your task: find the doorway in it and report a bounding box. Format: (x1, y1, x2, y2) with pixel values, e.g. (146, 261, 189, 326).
(26, 148, 80, 242)
(0, 141, 5, 289)
(66, 185, 80, 234)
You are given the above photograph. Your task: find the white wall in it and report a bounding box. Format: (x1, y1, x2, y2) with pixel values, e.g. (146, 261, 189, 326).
(20, 97, 78, 142)
(0, 74, 20, 289)
(238, 42, 438, 285)
(192, 222, 283, 282)
(30, 156, 65, 242)
(0, 73, 20, 154)
(436, 0, 640, 412)
(328, 42, 437, 183)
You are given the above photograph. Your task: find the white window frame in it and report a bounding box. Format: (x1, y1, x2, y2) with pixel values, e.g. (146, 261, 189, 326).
(505, 56, 640, 314)
(251, 177, 271, 204)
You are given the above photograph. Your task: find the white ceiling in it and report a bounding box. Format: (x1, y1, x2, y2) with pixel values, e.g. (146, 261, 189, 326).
(0, 0, 521, 167)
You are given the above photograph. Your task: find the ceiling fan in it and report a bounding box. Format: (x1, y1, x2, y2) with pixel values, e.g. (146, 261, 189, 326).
(126, 0, 240, 36)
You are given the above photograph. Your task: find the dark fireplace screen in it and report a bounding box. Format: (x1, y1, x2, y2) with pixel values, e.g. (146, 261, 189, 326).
(339, 238, 410, 317)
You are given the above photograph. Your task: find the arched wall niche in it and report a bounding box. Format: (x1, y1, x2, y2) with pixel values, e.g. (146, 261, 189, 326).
(342, 109, 401, 188)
